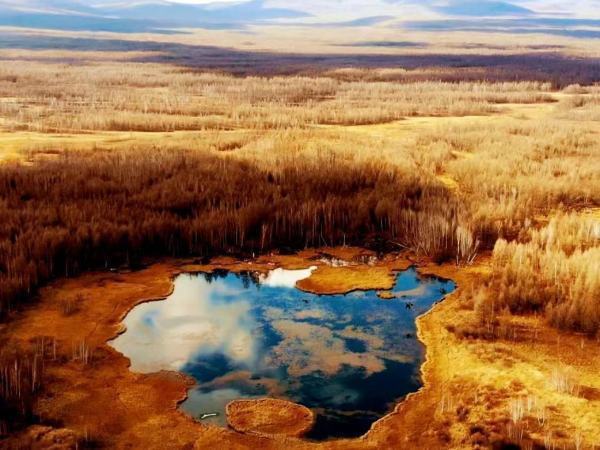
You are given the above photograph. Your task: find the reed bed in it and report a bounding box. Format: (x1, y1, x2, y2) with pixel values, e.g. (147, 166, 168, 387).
(0, 62, 555, 132)
(0, 54, 598, 439)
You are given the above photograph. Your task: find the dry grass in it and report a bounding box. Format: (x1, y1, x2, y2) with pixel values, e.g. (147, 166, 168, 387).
(0, 42, 598, 448)
(0, 61, 556, 133)
(556, 91, 600, 121)
(1, 60, 598, 330)
(296, 265, 398, 294)
(482, 212, 600, 334)
(418, 261, 600, 450)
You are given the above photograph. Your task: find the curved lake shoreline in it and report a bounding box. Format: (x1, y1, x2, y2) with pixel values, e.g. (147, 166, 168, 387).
(4, 248, 596, 449)
(111, 265, 455, 440)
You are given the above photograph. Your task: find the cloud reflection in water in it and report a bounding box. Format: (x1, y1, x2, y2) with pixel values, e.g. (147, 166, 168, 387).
(111, 267, 454, 440)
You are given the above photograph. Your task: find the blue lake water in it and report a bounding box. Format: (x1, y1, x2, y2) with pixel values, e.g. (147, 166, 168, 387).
(111, 266, 455, 440)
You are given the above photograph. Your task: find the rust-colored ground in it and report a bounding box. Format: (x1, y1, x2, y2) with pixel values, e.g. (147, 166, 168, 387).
(1, 249, 598, 449)
(227, 398, 315, 438)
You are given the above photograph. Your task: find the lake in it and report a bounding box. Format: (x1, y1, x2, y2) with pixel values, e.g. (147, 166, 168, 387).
(111, 266, 455, 440)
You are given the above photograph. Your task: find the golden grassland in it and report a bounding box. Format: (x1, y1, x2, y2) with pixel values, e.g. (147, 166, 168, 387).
(0, 40, 599, 449)
(0, 61, 556, 133)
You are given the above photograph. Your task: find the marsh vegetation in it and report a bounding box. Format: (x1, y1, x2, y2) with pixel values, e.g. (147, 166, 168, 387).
(0, 35, 599, 448)
(0, 62, 555, 132)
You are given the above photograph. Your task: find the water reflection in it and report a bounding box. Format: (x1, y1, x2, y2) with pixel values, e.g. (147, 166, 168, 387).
(111, 267, 454, 440)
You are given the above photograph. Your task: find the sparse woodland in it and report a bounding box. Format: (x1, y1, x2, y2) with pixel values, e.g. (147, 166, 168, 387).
(0, 53, 599, 439)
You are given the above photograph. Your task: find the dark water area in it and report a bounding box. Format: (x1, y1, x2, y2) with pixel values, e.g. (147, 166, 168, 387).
(111, 266, 455, 440)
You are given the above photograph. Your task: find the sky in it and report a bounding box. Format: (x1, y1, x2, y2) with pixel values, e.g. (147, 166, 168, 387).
(6, 0, 598, 16)
(143, 0, 600, 18)
(1, 0, 599, 33)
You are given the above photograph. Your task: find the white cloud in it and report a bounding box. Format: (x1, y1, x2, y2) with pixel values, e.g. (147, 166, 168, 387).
(111, 274, 260, 373)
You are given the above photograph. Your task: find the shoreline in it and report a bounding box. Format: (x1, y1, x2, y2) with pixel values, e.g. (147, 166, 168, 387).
(2, 249, 598, 449)
(112, 255, 451, 442)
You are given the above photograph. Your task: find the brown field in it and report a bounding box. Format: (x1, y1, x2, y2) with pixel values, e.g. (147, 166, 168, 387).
(0, 27, 599, 449)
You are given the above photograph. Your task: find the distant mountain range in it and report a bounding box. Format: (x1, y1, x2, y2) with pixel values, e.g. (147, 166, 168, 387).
(0, 0, 310, 32)
(0, 0, 598, 34)
(434, 1, 533, 17)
